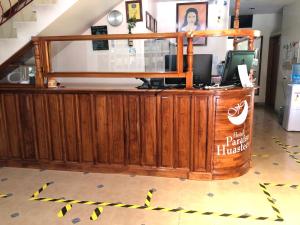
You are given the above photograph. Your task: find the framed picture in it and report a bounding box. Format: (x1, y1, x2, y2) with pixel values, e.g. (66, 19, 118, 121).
(176, 2, 208, 46)
(150, 15, 155, 32)
(254, 36, 263, 95)
(154, 19, 157, 33)
(146, 11, 151, 30)
(91, 26, 109, 50)
(125, 0, 143, 22)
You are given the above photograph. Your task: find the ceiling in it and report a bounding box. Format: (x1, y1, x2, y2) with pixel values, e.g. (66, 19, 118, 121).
(230, 0, 296, 15)
(155, 0, 296, 15)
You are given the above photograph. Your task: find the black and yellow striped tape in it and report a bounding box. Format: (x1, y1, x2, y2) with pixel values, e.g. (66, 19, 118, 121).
(259, 183, 283, 221)
(90, 206, 103, 221)
(263, 183, 299, 189)
(272, 137, 300, 164)
(58, 204, 72, 218)
(144, 189, 155, 207)
(272, 137, 300, 149)
(31, 182, 53, 198)
(29, 182, 284, 222)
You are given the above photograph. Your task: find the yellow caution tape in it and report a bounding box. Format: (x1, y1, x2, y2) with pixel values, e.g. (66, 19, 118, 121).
(90, 206, 103, 221)
(29, 182, 284, 222)
(57, 204, 72, 218)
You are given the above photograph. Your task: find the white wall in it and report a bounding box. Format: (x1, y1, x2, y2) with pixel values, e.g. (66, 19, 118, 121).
(275, 1, 300, 112)
(54, 0, 231, 84)
(54, 0, 156, 84)
(252, 13, 282, 103)
(156, 0, 230, 75)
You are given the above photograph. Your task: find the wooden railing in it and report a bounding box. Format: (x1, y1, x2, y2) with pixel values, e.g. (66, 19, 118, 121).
(32, 32, 185, 88)
(0, 0, 33, 26)
(32, 29, 260, 89)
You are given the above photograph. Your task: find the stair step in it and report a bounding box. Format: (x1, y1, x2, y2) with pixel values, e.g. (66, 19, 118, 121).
(0, 0, 122, 65)
(14, 21, 39, 37)
(0, 21, 17, 38)
(34, 0, 58, 5)
(1, 0, 57, 24)
(0, 1, 58, 39)
(10, 4, 37, 22)
(0, 0, 19, 12)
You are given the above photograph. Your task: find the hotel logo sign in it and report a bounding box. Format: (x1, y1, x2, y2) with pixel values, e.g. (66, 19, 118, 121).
(216, 100, 250, 156)
(227, 100, 248, 126)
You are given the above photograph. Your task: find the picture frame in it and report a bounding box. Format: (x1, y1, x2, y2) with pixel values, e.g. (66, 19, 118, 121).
(146, 11, 151, 30)
(91, 26, 109, 51)
(176, 2, 208, 46)
(150, 15, 155, 32)
(146, 11, 157, 33)
(125, 0, 143, 22)
(254, 36, 263, 95)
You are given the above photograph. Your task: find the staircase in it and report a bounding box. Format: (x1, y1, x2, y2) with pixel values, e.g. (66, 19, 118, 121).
(0, 0, 122, 65)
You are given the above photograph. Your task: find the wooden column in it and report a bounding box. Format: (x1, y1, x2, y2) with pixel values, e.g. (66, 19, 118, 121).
(42, 40, 56, 87)
(32, 38, 44, 88)
(233, 0, 240, 50)
(186, 37, 193, 89)
(177, 33, 184, 73)
(248, 36, 254, 50)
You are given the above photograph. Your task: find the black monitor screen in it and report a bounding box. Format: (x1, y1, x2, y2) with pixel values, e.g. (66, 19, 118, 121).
(230, 15, 253, 28)
(165, 54, 213, 86)
(221, 50, 255, 85)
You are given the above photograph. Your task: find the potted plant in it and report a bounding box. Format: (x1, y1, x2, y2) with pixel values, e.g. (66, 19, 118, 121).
(127, 17, 136, 47)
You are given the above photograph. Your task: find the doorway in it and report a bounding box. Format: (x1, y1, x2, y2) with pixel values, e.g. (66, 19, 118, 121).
(265, 35, 281, 109)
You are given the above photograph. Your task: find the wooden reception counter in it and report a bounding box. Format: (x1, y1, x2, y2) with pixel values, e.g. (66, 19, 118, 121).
(0, 86, 254, 180)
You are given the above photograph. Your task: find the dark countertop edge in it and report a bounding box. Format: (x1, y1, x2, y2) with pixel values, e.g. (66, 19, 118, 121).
(0, 86, 255, 95)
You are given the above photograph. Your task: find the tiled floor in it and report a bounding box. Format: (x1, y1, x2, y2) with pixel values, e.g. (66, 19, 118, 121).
(1, 106, 300, 225)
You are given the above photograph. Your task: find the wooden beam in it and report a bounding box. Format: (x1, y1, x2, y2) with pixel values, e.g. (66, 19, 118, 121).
(44, 72, 187, 78)
(33, 33, 182, 42)
(233, 0, 241, 49)
(190, 29, 260, 38)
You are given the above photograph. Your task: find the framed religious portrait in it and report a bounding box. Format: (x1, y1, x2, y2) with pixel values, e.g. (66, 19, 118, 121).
(125, 0, 143, 22)
(176, 2, 208, 46)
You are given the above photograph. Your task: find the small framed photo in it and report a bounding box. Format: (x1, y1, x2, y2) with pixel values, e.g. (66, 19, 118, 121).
(146, 11, 151, 30)
(91, 26, 109, 50)
(176, 2, 208, 46)
(154, 19, 157, 33)
(125, 0, 143, 22)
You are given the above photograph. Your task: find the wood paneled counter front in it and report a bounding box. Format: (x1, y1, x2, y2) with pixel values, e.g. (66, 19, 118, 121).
(0, 86, 254, 180)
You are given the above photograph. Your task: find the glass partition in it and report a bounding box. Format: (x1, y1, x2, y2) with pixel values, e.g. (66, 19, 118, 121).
(50, 38, 177, 73)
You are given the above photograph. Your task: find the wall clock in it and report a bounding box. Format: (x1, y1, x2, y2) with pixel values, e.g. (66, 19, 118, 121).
(107, 10, 123, 26)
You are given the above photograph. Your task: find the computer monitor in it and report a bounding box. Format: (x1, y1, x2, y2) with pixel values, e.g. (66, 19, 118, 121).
(164, 54, 213, 86)
(221, 50, 255, 85)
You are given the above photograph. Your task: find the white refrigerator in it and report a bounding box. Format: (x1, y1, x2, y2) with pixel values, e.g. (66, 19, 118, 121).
(283, 84, 300, 131)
